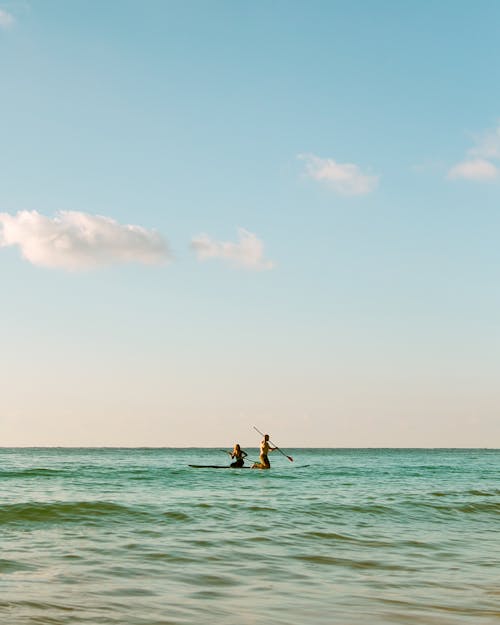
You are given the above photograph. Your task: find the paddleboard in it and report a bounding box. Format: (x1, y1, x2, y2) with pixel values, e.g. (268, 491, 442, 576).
(188, 465, 252, 469)
(188, 464, 309, 469)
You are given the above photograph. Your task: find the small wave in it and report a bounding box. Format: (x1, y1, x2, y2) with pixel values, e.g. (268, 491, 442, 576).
(294, 554, 410, 570)
(304, 531, 392, 547)
(162, 511, 190, 521)
(454, 501, 500, 513)
(246, 505, 278, 512)
(305, 530, 355, 541)
(0, 468, 68, 479)
(0, 501, 152, 525)
(337, 503, 399, 516)
(0, 599, 77, 614)
(299, 502, 400, 518)
(411, 499, 500, 514)
(188, 573, 239, 587)
(467, 489, 499, 497)
(431, 489, 499, 498)
(0, 558, 36, 573)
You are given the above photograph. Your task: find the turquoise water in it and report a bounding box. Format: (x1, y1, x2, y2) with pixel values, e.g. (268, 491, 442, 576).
(1, 448, 499, 625)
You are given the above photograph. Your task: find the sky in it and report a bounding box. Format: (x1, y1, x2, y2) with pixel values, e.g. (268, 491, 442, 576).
(1, 0, 499, 447)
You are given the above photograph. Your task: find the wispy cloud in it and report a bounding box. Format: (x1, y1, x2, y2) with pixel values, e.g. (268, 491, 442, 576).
(448, 123, 500, 181)
(298, 153, 379, 196)
(468, 124, 500, 160)
(0, 8, 14, 29)
(447, 158, 498, 181)
(191, 228, 274, 270)
(0, 210, 171, 270)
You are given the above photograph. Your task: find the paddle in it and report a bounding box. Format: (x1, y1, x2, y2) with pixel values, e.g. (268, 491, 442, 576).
(253, 426, 294, 462)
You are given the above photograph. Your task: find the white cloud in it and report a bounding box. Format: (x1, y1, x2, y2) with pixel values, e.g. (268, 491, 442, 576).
(0, 210, 171, 270)
(0, 9, 14, 29)
(447, 158, 499, 181)
(448, 123, 500, 182)
(469, 124, 500, 160)
(191, 228, 274, 270)
(298, 153, 379, 196)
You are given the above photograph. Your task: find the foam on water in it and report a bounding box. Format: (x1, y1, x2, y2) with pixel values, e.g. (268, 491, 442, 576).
(1, 448, 499, 625)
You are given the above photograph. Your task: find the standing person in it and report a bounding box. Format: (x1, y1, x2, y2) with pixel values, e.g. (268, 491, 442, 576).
(230, 443, 248, 468)
(252, 434, 276, 469)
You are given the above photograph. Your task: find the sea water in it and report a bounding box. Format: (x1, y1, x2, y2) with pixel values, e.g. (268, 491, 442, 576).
(1, 448, 499, 625)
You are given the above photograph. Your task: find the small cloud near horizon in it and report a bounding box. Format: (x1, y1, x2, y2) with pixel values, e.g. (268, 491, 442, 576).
(298, 153, 379, 196)
(0, 8, 14, 29)
(448, 123, 500, 181)
(191, 228, 274, 270)
(0, 210, 171, 270)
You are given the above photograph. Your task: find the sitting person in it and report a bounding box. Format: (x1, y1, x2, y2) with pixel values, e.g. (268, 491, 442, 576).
(230, 443, 248, 468)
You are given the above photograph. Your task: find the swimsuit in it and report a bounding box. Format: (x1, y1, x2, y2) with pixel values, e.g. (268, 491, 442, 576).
(230, 450, 247, 468)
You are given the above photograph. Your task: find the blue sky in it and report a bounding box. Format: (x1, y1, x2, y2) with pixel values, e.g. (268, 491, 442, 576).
(1, 1, 499, 446)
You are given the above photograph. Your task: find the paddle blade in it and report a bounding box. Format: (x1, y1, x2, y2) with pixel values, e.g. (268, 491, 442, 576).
(287, 455, 294, 462)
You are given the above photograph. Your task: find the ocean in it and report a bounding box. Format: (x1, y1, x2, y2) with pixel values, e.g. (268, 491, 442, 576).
(1, 448, 499, 625)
